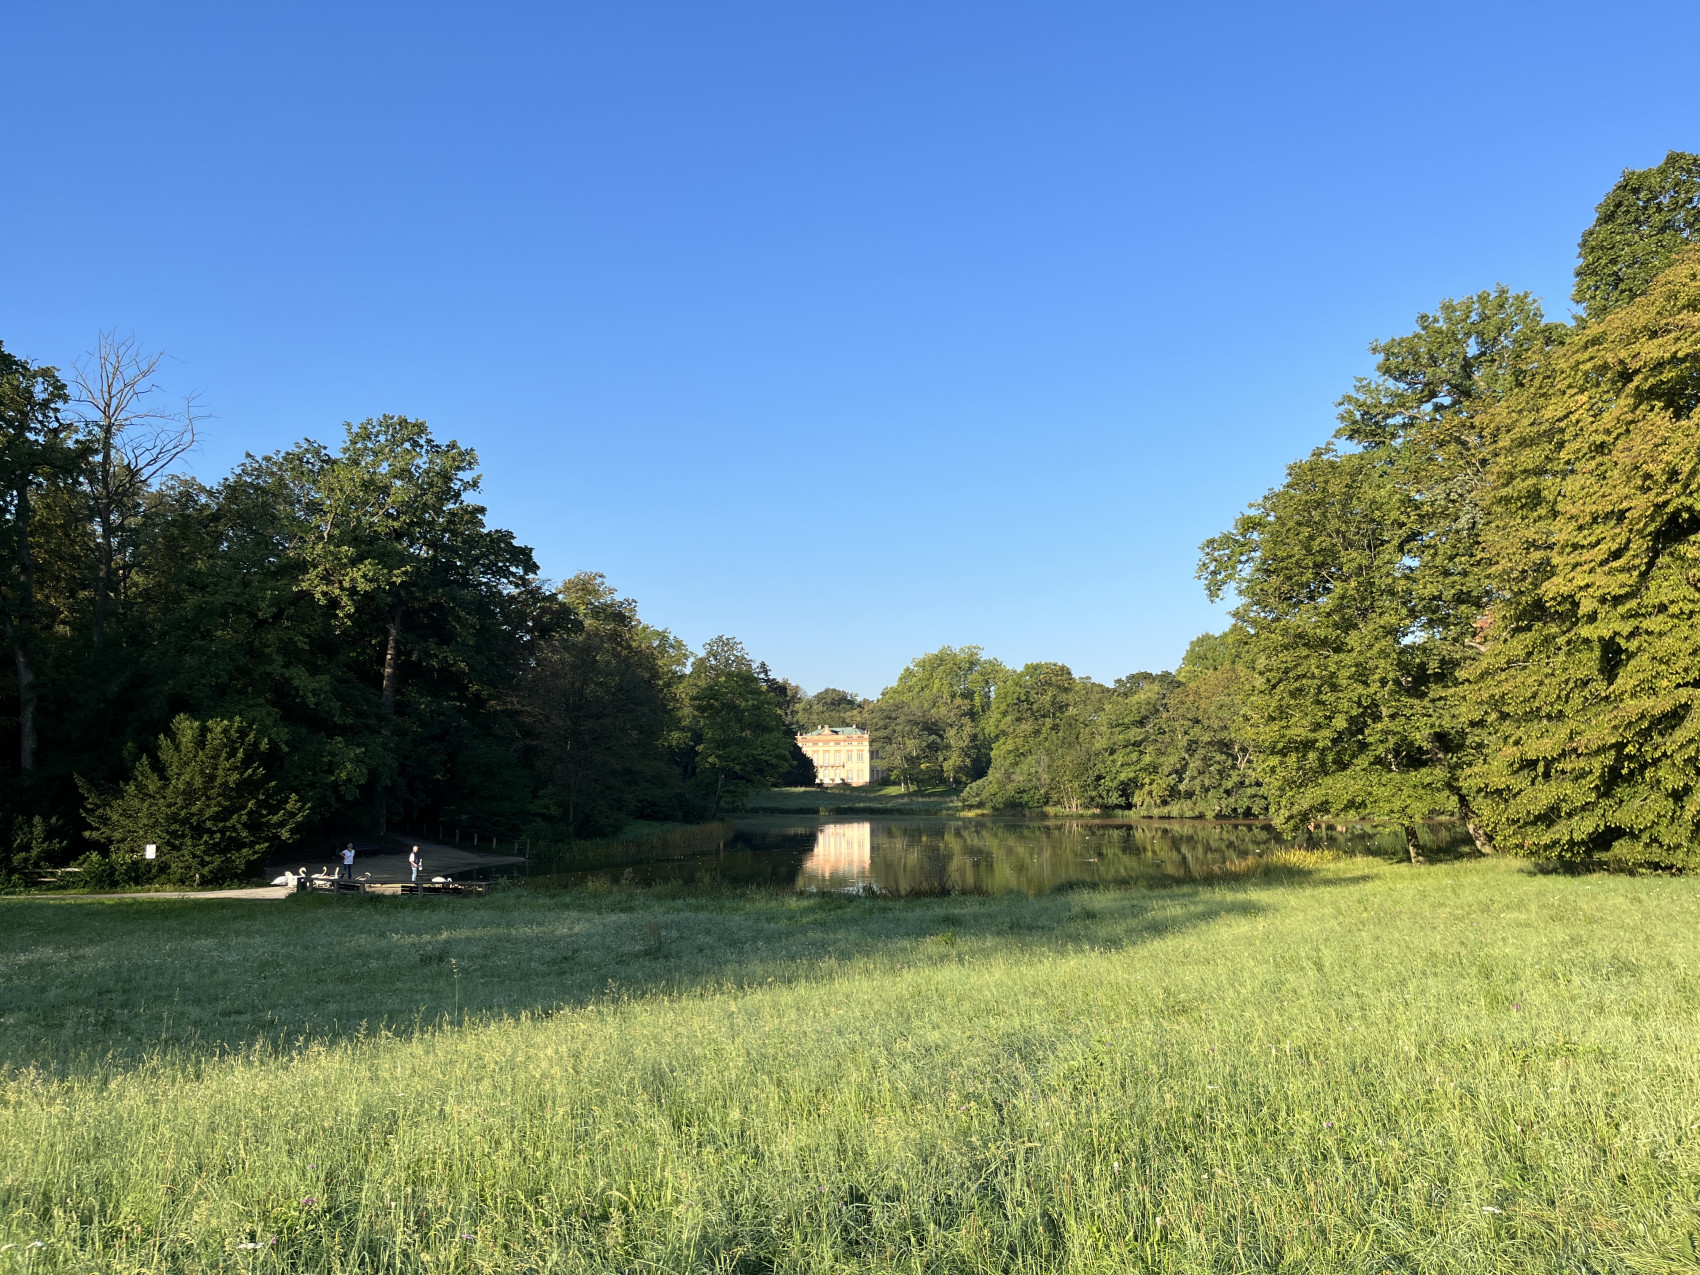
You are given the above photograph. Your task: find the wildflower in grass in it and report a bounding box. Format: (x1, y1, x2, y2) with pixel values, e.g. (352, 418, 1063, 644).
(460, 1233, 476, 1240)
(301, 1196, 318, 1207)
(1324, 1122, 1335, 1128)
(1481, 1206, 1503, 1214)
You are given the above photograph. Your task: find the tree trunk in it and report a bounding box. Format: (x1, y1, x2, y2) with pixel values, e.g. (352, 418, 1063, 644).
(4, 615, 35, 772)
(373, 601, 404, 834)
(92, 514, 113, 648)
(1457, 794, 1495, 854)
(380, 601, 403, 715)
(710, 771, 726, 819)
(91, 437, 115, 648)
(1403, 823, 1426, 865)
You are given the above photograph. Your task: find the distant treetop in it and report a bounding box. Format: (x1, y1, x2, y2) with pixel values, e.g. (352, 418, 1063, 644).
(1574, 149, 1700, 319)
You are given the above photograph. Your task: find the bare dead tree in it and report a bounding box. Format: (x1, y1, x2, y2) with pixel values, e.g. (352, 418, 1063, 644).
(70, 333, 203, 647)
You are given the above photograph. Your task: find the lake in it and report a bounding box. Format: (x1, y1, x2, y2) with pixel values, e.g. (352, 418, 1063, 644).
(536, 817, 1476, 895)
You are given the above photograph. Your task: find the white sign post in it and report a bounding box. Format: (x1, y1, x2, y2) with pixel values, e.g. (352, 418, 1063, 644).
(143, 844, 157, 860)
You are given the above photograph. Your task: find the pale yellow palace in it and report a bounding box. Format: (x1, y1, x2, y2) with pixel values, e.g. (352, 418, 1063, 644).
(796, 725, 885, 785)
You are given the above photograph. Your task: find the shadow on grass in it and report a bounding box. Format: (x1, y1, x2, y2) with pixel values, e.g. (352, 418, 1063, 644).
(0, 862, 1374, 1073)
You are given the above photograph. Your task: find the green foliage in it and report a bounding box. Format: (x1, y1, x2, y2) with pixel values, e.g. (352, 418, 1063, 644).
(875, 646, 1008, 787)
(1200, 288, 1561, 849)
(0, 341, 77, 777)
(684, 638, 795, 816)
(1201, 445, 1455, 840)
(0, 813, 67, 890)
(975, 662, 1106, 811)
(2, 394, 732, 867)
(514, 574, 680, 837)
(1174, 631, 1235, 682)
(1465, 249, 1700, 867)
(18, 151, 1700, 879)
(81, 715, 307, 886)
(866, 695, 949, 792)
(1183, 159, 1700, 867)
(287, 416, 539, 828)
(1574, 150, 1700, 319)
(915, 638, 1264, 817)
(795, 686, 865, 731)
(1103, 636, 1265, 818)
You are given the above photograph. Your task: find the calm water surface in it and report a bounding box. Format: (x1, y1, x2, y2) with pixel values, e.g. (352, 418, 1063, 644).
(540, 817, 1473, 895)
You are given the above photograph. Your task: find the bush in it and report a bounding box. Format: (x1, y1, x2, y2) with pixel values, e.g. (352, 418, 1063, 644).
(960, 774, 1043, 811)
(81, 716, 308, 887)
(0, 815, 68, 892)
(64, 847, 154, 891)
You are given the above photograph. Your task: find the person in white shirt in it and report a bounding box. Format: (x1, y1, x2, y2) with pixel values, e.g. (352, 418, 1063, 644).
(408, 845, 422, 883)
(340, 844, 356, 880)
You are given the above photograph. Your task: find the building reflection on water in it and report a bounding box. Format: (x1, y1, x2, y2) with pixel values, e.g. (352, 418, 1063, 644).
(776, 818, 1477, 896)
(537, 818, 1481, 896)
(798, 822, 872, 888)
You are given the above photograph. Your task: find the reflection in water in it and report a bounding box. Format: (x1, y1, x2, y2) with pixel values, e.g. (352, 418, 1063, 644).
(798, 822, 872, 889)
(533, 818, 1477, 895)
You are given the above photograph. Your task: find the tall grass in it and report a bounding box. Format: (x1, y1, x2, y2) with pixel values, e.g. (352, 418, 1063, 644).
(3, 857, 1698, 1271)
(744, 786, 963, 815)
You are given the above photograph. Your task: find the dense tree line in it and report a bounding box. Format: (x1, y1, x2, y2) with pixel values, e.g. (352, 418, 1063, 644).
(0, 363, 804, 885)
(786, 637, 1260, 818)
(1203, 149, 1700, 868)
(7, 150, 1695, 884)
(816, 151, 1700, 872)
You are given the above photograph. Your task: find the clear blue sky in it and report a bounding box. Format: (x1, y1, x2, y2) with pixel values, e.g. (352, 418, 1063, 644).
(4, 2, 1697, 697)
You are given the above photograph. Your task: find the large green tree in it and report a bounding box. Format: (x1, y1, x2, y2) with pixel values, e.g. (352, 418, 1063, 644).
(796, 686, 865, 731)
(965, 662, 1106, 812)
(1102, 633, 1264, 818)
(515, 573, 680, 837)
(1201, 446, 1454, 856)
(1465, 249, 1700, 867)
(682, 637, 794, 816)
(877, 646, 1007, 786)
(1201, 288, 1561, 857)
(289, 417, 538, 832)
(864, 695, 946, 792)
(1574, 150, 1700, 320)
(0, 343, 75, 775)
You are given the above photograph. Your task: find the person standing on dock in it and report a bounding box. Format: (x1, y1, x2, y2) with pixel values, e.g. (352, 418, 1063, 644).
(409, 845, 422, 883)
(340, 843, 356, 880)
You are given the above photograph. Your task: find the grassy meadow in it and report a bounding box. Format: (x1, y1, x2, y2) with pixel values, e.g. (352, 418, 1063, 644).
(2, 855, 1699, 1272)
(744, 786, 964, 815)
